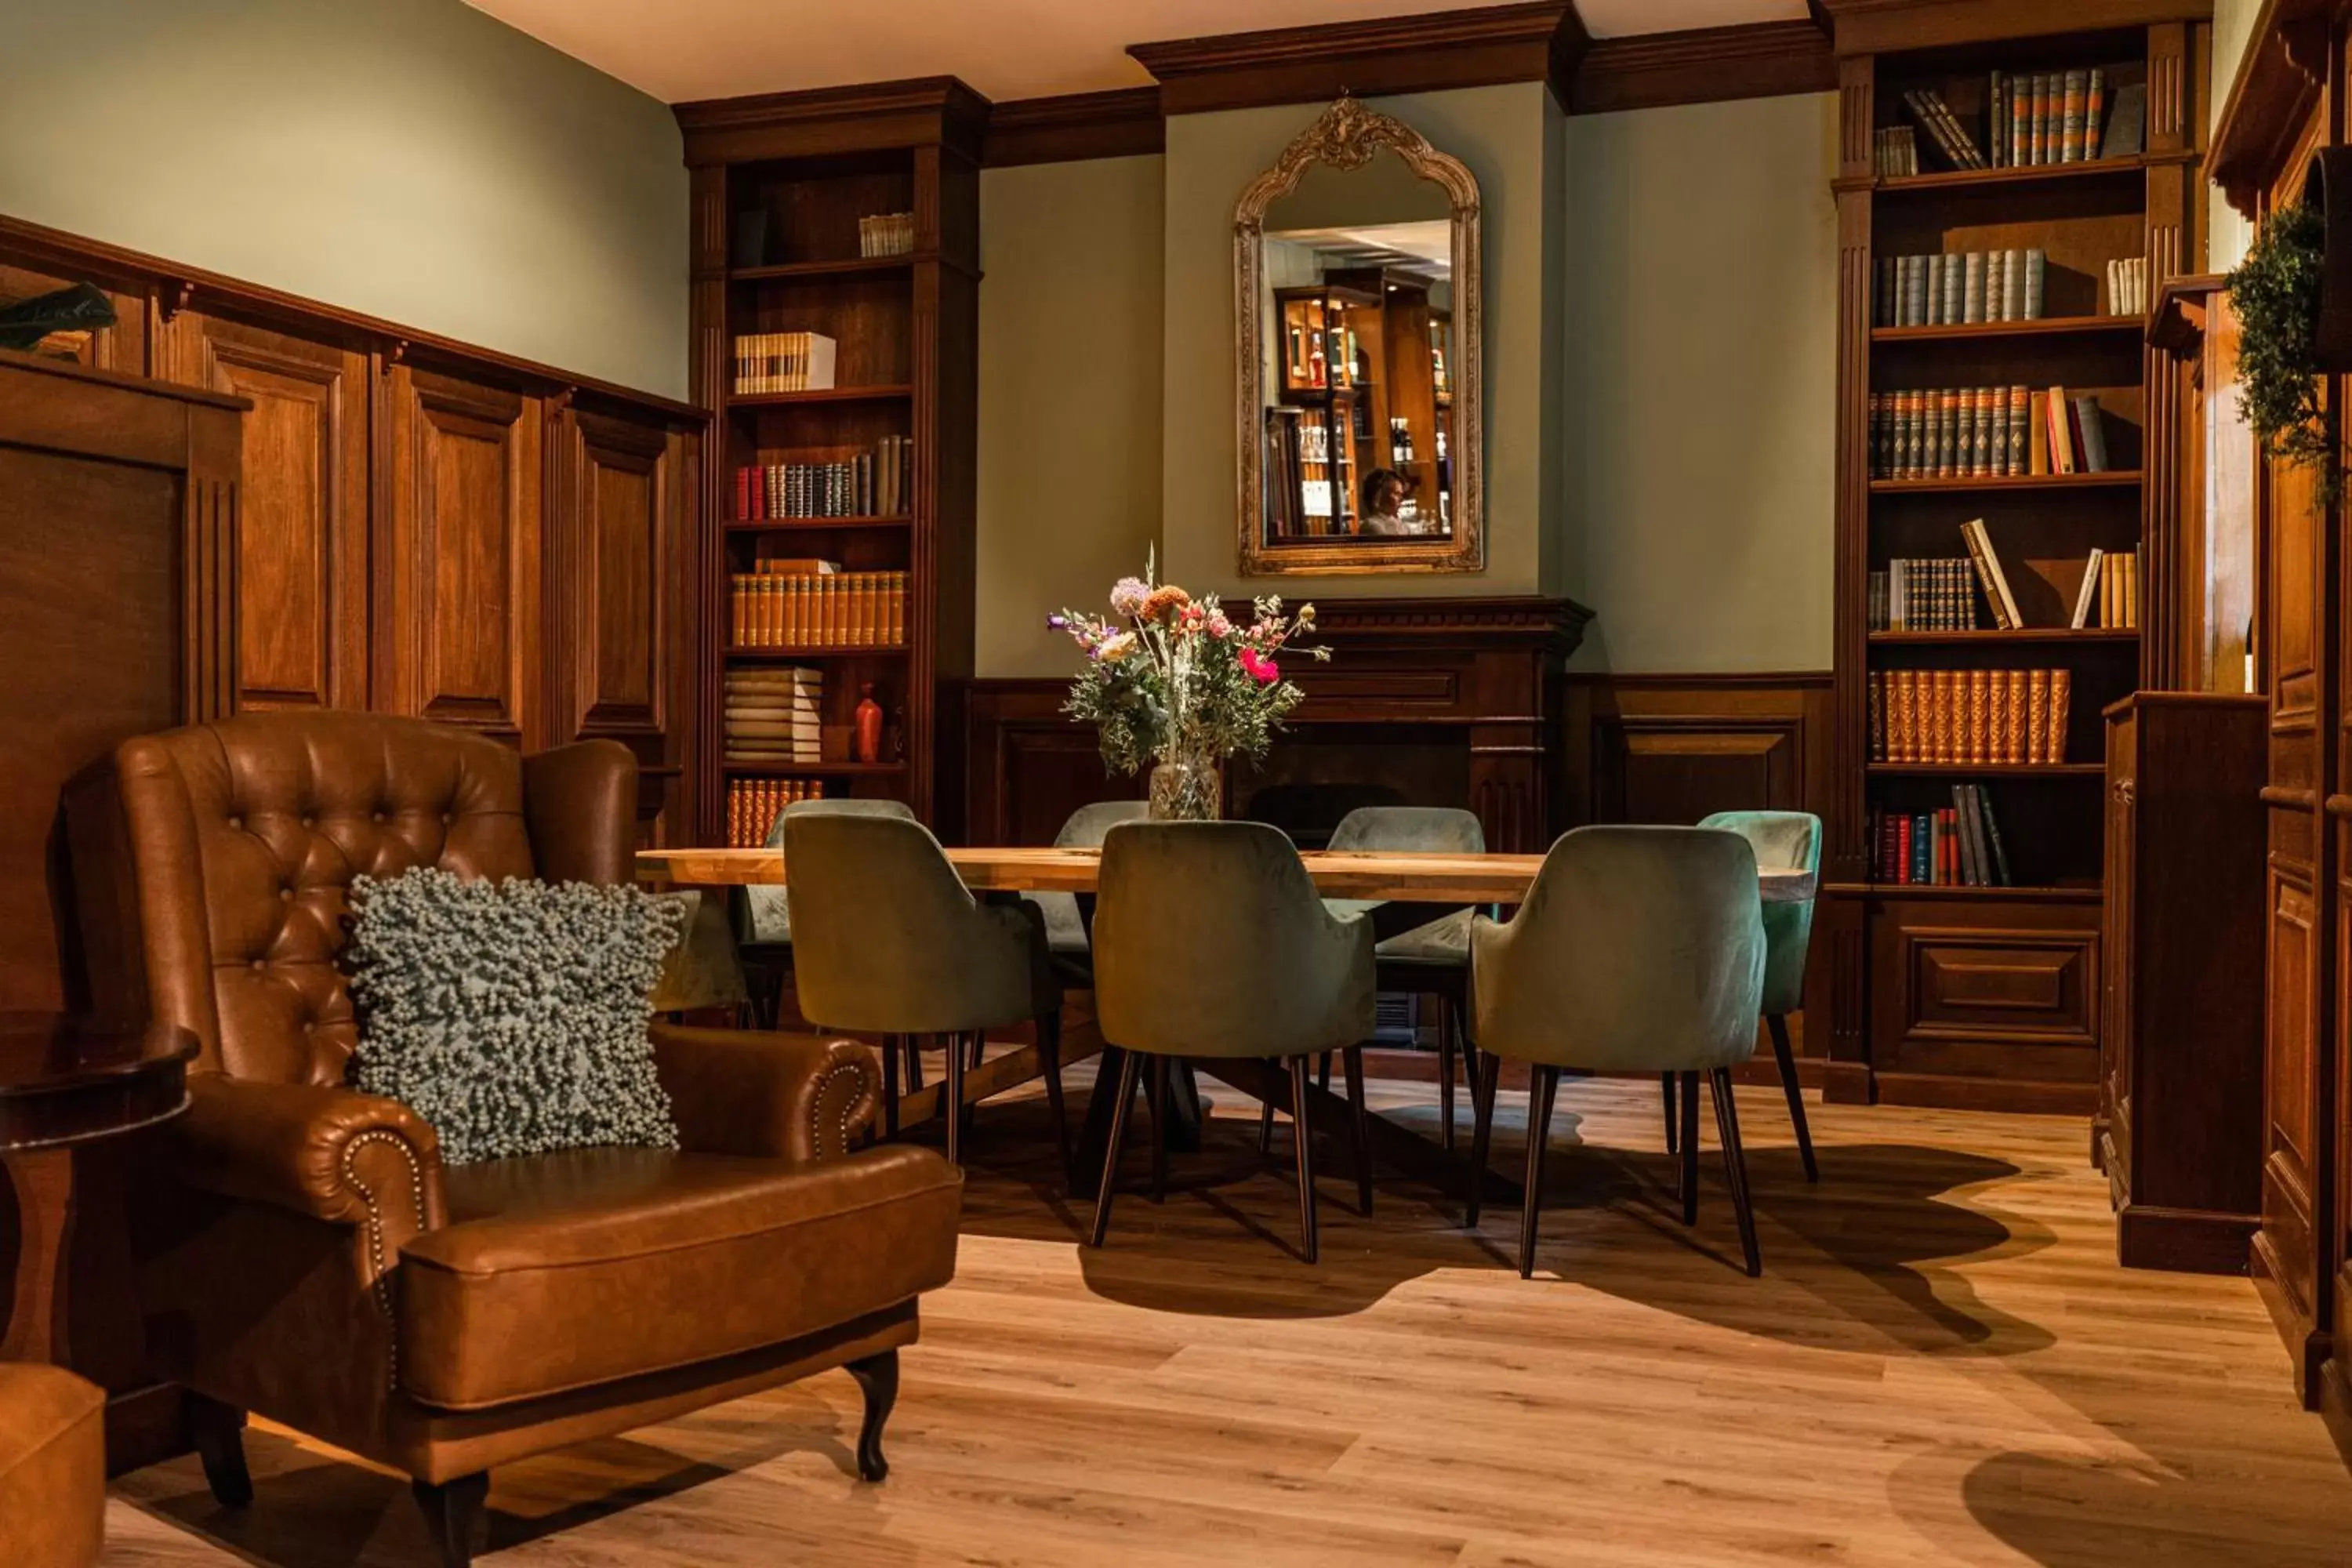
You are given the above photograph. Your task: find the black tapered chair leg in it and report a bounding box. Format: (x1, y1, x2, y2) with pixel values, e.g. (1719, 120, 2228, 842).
(1289, 1054, 1319, 1263)
(1342, 1044, 1374, 1216)
(189, 1393, 252, 1508)
(1149, 1054, 1171, 1203)
(1465, 1046, 1500, 1229)
(1708, 1068, 1763, 1277)
(845, 1348, 899, 1482)
(1766, 1014, 1818, 1183)
(1087, 1048, 1145, 1247)
(412, 1471, 489, 1568)
(1317, 1050, 1333, 1094)
(1519, 1064, 1560, 1278)
(1437, 1001, 1459, 1153)
(964, 1028, 984, 1143)
(903, 1033, 924, 1091)
(1679, 1069, 1700, 1225)
(944, 1030, 966, 1167)
(1036, 1008, 1073, 1188)
(1257, 1063, 1278, 1155)
(1661, 1071, 1679, 1156)
(880, 1036, 901, 1138)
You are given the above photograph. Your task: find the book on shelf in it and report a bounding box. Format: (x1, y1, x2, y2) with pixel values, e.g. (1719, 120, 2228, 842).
(857, 212, 915, 258)
(726, 776, 826, 849)
(1986, 67, 2110, 167)
(736, 434, 913, 520)
(1870, 786, 2013, 886)
(2069, 548, 2106, 630)
(1902, 89, 1984, 170)
(723, 665, 822, 764)
(1868, 667, 2071, 764)
(1871, 384, 2112, 480)
(1871, 557, 1980, 632)
(1959, 519, 2022, 630)
(1874, 126, 1918, 178)
(2096, 549, 2140, 630)
(2104, 256, 2148, 317)
(1876, 249, 2045, 327)
(729, 564, 908, 649)
(732, 331, 837, 395)
(2101, 83, 2147, 158)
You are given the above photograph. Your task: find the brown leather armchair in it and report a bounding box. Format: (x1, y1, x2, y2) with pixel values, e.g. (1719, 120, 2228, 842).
(0, 1364, 104, 1567)
(73, 711, 960, 1566)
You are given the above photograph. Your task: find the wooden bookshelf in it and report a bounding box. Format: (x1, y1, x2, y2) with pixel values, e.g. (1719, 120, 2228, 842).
(1817, 15, 2208, 1116)
(679, 81, 983, 837)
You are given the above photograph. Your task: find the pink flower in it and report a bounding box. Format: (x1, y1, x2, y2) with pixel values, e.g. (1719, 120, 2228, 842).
(1109, 577, 1150, 617)
(1239, 648, 1279, 684)
(1206, 612, 1232, 638)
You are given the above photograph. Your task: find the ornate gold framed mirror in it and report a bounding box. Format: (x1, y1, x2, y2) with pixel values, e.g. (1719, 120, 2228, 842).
(1236, 96, 1483, 577)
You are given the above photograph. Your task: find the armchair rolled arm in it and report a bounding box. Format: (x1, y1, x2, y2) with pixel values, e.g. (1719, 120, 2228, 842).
(651, 1024, 880, 1162)
(168, 1076, 445, 1288)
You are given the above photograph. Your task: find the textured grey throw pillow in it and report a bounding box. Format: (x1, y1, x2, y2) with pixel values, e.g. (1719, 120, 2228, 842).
(344, 867, 687, 1165)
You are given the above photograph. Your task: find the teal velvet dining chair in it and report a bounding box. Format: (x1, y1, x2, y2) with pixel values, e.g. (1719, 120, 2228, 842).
(1689, 809, 1823, 1183)
(785, 810, 1067, 1178)
(1090, 820, 1376, 1262)
(1467, 826, 1769, 1277)
(1029, 799, 1149, 983)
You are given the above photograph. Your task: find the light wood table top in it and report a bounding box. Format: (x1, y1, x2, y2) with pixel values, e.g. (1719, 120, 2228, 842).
(637, 844, 1817, 904)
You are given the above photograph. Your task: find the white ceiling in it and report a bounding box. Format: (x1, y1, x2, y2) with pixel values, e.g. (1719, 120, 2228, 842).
(463, 0, 1813, 105)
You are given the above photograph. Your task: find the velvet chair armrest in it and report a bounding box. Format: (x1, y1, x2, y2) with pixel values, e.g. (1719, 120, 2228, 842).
(521, 739, 637, 886)
(650, 1024, 881, 1162)
(167, 1076, 446, 1284)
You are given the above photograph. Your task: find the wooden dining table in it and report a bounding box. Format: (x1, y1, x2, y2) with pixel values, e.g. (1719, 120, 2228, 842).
(637, 842, 1817, 1201)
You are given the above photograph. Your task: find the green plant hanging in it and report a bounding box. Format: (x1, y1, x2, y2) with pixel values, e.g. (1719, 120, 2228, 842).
(2230, 198, 2340, 499)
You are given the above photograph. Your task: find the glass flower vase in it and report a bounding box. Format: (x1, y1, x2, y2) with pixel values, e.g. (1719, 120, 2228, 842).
(1147, 752, 1222, 822)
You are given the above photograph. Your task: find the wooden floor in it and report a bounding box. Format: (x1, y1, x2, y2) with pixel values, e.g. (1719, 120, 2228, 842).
(107, 1063, 2352, 1566)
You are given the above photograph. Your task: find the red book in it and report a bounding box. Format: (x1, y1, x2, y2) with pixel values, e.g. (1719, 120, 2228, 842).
(1897, 815, 1915, 884)
(735, 466, 750, 522)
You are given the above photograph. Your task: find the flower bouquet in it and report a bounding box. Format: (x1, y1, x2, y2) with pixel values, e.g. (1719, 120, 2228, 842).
(1049, 554, 1327, 820)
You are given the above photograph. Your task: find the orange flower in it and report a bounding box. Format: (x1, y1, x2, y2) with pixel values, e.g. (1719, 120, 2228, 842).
(1139, 585, 1192, 622)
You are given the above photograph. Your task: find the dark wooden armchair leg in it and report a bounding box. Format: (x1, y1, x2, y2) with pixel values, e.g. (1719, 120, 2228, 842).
(1289, 1054, 1319, 1264)
(845, 1349, 900, 1483)
(1766, 1014, 1817, 1182)
(1661, 1072, 1678, 1155)
(412, 1471, 489, 1568)
(189, 1393, 252, 1508)
(1037, 1007, 1073, 1189)
(1342, 1044, 1374, 1217)
(1679, 1069, 1700, 1225)
(1519, 1065, 1560, 1279)
(1087, 1047, 1144, 1247)
(1465, 1047, 1499, 1229)
(1708, 1068, 1763, 1277)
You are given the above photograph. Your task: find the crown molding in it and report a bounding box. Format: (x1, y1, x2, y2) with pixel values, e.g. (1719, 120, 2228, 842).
(1127, 2, 1587, 116)
(1818, 0, 2212, 56)
(983, 86, 1164, 166)
(2209, 0, 2339, 216)
(1573, 20, 1835, 115)
(675, 74, 990, 165)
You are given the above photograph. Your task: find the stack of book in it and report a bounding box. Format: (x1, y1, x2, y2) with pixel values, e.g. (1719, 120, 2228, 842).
(724, 667, 823, 768)
(731, 332, 837, 395)
(1869, 668, 2072, 764)
(2072, 549, 2139, 629)
(858, 212, 915, 257)
(1870, 384, 2111, 478)
(1871, 557, 1980, 632)
(2106, 256, 2149, 316)
(1873, 126, 1919, 178)
(736, 435, 914, 520)
(726, 777, 826, 848)
(1871, 788, 2013, 886)
(729, 561, 909, 649)
(1875, 250, 2046, 326)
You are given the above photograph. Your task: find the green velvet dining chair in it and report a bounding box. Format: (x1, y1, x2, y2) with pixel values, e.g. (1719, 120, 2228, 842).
(1089, 820, 1376, 1262)
(1690, 809, 1823, 1183)
(1029, 799, 1149, 984)
(1467, 826, 1769, 1277)
(785, 810, 1068, 1179)
(736, 797, 917, 1027)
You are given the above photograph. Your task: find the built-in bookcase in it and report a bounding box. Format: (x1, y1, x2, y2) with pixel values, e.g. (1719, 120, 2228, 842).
(680, 85, 982, 841)
(1818, 16, 2207, 1112)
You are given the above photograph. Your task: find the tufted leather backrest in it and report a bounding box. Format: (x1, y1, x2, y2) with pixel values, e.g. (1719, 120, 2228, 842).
(111, 713, 564, 1084)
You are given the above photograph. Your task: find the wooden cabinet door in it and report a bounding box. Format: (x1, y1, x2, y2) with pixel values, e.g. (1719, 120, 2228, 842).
(376, 365, 542, 742)
(188, 317, 370, 713)
(545, 404, 695, 840)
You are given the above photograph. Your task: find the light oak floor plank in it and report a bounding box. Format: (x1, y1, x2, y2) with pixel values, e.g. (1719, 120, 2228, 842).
(105, 1069, 2352, 1566)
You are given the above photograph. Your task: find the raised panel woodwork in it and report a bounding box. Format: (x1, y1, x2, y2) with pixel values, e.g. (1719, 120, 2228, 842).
(1904, 931, 2093, 1040)
(194, 318, 368, 712)
(380, 366, 541, 741)
(1566, 673, 1833, 829)
(566, 411, 669, 739)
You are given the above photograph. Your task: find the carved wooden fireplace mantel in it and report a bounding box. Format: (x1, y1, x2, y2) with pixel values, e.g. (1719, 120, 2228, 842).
(955, 595, 1592, 852)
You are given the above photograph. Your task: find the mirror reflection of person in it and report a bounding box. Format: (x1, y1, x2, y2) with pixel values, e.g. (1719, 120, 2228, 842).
(1358, 467, 1423, 536)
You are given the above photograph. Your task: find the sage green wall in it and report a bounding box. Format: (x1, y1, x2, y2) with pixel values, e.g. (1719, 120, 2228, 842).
(1160, 83, 1563, 604)
(1561, 93, 1839, 673)
(975, 155, 1167, 677)
(0, 0, 688, 398)
(2211, 0, 2260, 271)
